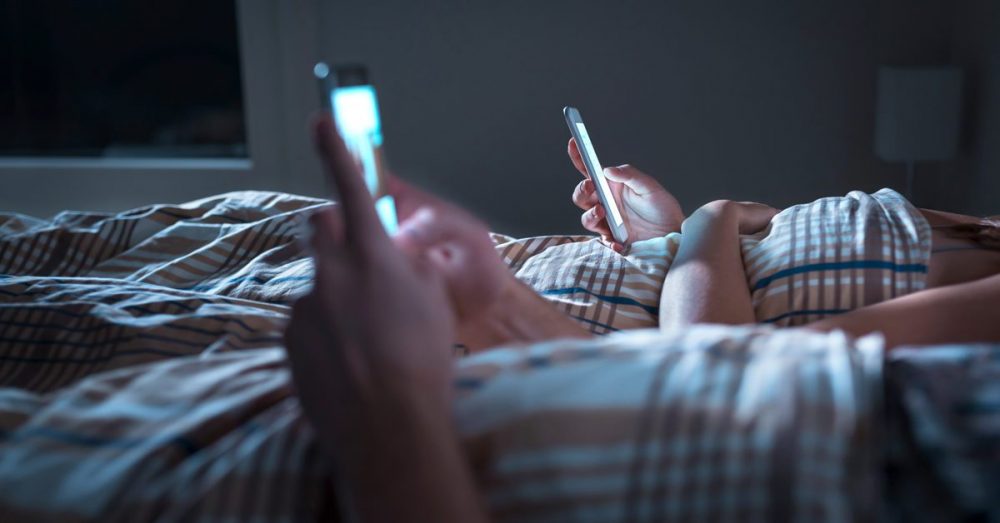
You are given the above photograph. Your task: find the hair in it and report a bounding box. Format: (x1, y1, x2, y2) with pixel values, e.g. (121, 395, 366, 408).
(942, 217, 1000, 249)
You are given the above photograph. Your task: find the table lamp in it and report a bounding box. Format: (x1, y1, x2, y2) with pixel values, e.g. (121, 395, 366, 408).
(874, 66, 962, 200)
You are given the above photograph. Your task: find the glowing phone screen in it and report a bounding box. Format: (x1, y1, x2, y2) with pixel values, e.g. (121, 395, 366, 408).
(330, 85, 398, 233)
(574, 122, 625, 227)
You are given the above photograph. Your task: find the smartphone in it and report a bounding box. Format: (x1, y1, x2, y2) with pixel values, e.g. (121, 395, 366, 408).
(563, 106, 628, 244)
(314, 62, 398, 234)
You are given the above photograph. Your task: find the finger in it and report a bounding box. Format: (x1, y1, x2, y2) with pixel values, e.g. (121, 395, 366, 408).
(283, 298, 311, 355)
(387, 176, 493, 247)
(603, 165, 660, 195)
(311, 113, 384, 245)
(394, 206, 488, 255)
(581, 205, 613, 237)
(284, 296, 365, 400)
(572, 179, 599, 210)
(296, 203, 336, 254)
(308, 209, 351, 287)
(567, 138, 589, 179)
(308, 207, 346, 257)
(424, 244, 465, 282)
(311, 253, 352, 313)
(387, 175, 496, 239)
(386, 175, 458, 222)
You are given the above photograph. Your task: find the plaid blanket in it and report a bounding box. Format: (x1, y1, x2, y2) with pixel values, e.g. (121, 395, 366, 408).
(0, 325, 885, 522)
(743, 188, 931, 326)
(883, 343, 1000, 521)
(0, 189, 935, 520)
(491, 233, 677, 334)
(457, 326, 885, 521)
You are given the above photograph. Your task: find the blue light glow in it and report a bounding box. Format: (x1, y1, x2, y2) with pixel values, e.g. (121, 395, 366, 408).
(331, 84, 397, 232)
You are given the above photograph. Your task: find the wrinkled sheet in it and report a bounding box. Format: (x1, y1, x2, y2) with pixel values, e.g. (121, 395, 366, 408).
(0, 191, 677, 521)
(0, 190, 962, 521)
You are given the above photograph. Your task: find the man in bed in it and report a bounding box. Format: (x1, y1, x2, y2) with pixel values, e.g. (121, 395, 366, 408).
(283, 114, 1000, 521)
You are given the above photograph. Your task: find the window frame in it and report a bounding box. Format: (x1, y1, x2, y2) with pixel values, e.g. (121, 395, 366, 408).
(0, 0, 327, 215)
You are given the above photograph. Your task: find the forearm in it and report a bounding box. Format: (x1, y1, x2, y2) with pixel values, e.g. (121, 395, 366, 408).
(336, 394, 489, 522)
(659, 201, 755, 329)
(458, 278, 592, 352)
(807, 273, 1000, 349)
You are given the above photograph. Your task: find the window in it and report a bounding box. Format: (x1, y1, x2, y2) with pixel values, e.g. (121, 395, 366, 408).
(0, 0, 246, 159)
(0, 0, 327, 217)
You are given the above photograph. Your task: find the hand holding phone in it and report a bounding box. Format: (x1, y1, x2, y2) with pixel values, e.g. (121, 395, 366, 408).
(563, 107, 629, 245)
(315, 62, 398, 233)
(565, 109, 686, 246)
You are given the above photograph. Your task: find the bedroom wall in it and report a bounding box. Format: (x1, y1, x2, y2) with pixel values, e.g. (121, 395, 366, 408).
(5, 1, 979, 231)
(928, 0, 1000, 216)
(319, 0, 956, 236)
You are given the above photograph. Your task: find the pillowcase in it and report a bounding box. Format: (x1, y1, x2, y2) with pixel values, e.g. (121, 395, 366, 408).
(492, 233, 679, 334)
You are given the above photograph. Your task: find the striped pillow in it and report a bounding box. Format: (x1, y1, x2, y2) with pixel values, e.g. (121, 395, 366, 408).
(492, 233, 679, 334)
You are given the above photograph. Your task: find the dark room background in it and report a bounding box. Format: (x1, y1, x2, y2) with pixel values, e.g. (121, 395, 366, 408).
(2, 0, 997, 236)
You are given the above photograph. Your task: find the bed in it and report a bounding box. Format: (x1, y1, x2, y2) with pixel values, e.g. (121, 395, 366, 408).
(0, 191, 995, 521)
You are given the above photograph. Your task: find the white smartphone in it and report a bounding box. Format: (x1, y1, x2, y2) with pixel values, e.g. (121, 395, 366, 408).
(563, 106, 628, 244)
(315, 62, 398, 234)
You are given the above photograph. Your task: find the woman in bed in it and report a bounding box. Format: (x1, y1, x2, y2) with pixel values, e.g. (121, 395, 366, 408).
(563, 137, 1000, 346)
(283, 116, 1000, 521)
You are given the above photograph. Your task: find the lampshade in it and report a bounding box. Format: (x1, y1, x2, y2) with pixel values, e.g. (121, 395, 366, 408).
(874, 67, 963, 163)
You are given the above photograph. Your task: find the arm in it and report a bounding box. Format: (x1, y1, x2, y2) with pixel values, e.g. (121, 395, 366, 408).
(807, 273, 1000, 349)
(285, 115, 489, 522)
(456, 279, 591, 352)
(659, 201, 777, 329)
(387, 178, 590, 353)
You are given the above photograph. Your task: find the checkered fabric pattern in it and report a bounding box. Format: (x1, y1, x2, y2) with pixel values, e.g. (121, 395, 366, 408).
(455, 326, 885, 521)
(0, 189, 933, 521)
(743, 188, 931, 326)
(883, 343, 1000, 522)
(0, 349, 336, 522)
(491, 233, 678, 334)
(0, 325, 886, 522)
(490, 188, 932, 332)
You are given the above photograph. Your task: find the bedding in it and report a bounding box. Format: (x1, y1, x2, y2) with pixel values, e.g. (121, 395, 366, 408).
(456, 326, 885, 521)
(0, 189, 984, 521)
(883, 344, 1000, 521)
(743, 188, 931, 326)
(491, 188, 932, 333)
(0, 324, 885, 522)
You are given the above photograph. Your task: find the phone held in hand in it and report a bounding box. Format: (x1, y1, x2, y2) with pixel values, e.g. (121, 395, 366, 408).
(315, 62, 398, 234)
(563, 107, 629, 245)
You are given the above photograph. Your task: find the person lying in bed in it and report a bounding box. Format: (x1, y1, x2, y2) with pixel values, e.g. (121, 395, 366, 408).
(562, 137, 1000, 339)
(283, 115, 1000, 521)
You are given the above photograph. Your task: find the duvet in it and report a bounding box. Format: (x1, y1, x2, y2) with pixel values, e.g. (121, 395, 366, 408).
(0, 191, 993, 522)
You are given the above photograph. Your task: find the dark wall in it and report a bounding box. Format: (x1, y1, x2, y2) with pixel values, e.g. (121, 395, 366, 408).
(7, 1, 990, 224)
(932, 0, 1000, 216)
(320, 0, 958, 236)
